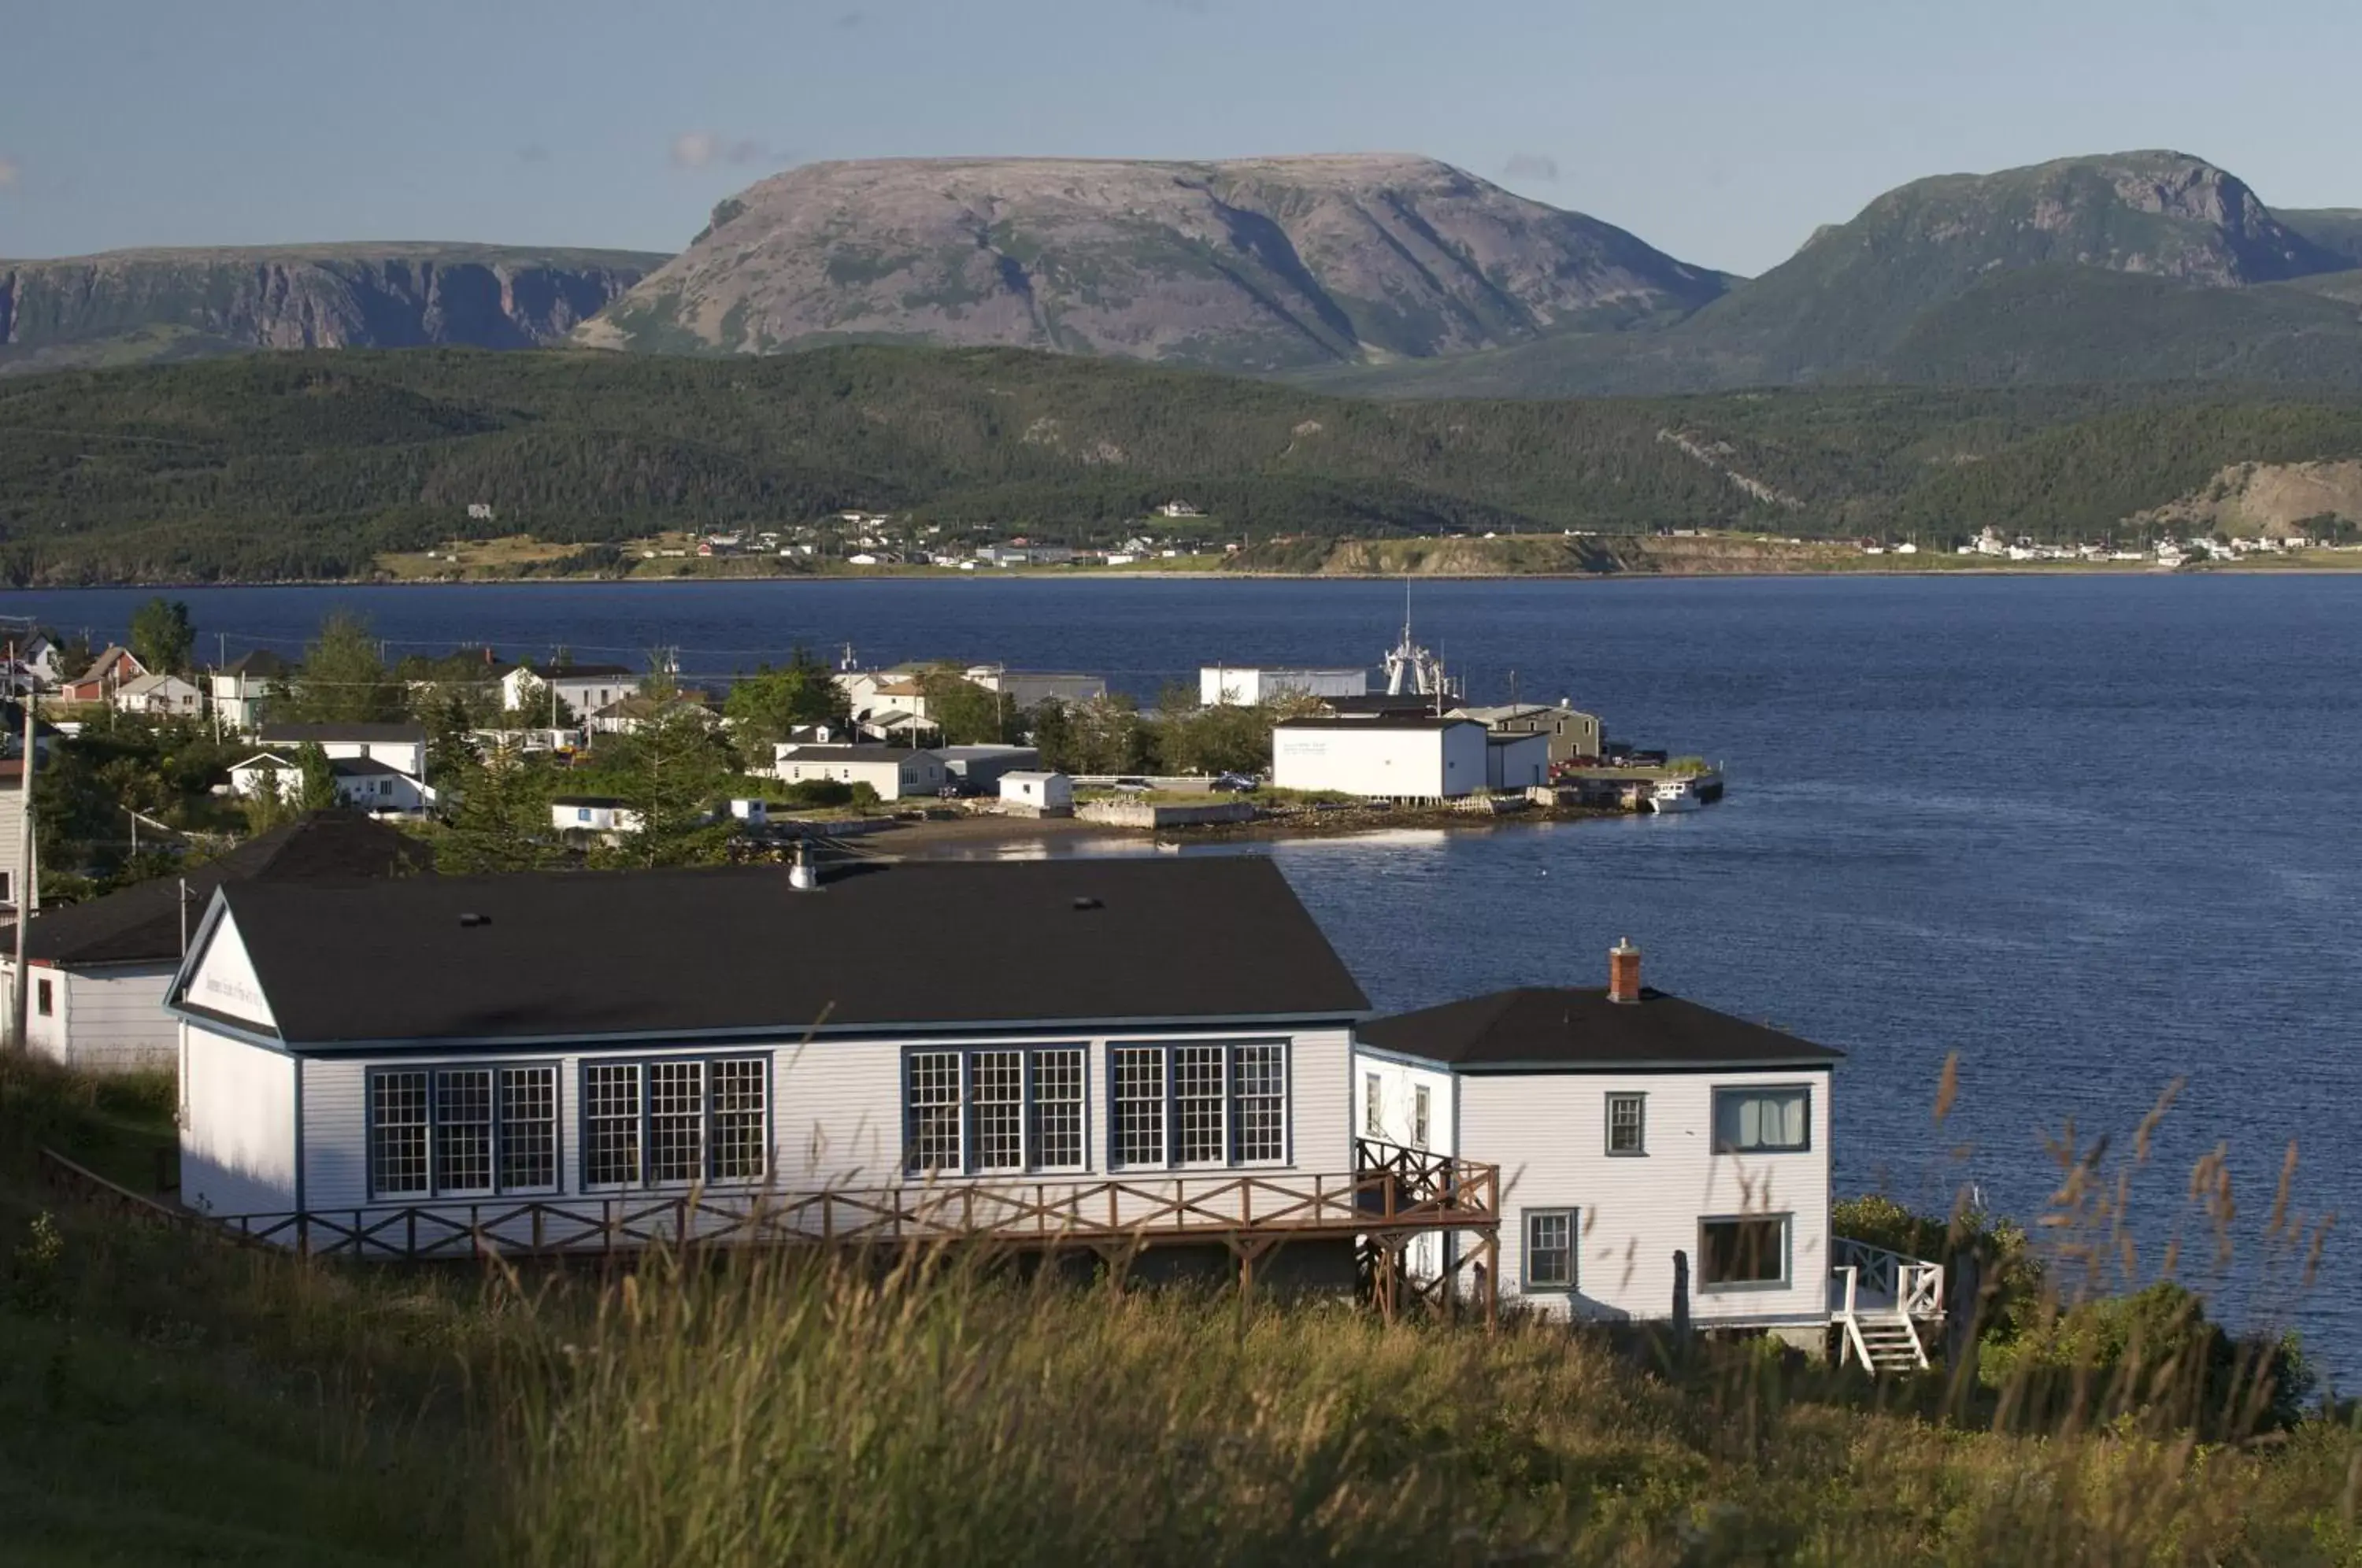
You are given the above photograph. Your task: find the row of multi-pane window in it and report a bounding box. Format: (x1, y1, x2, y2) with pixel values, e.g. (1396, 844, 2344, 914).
(368, 1059, 767, 1199)
(908, 1042, 1286, 1175)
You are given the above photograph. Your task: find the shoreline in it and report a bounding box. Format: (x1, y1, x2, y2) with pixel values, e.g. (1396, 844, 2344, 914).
(835, 801, 1626, 857)
(15, 561, 2362, 592)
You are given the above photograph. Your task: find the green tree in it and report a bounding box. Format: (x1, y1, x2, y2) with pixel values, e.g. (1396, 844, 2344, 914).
(588, 679, 735, 869)
(295, 743, 339, 812)
(283, 613, 404, 723)
(128, 597, 196, 675)
(505, 668, 579, 728)
(435, 745, 569, 874)
(417, 689, 483, 790)
(724, 646, 850, 755)
(919, 666, 1013, 745)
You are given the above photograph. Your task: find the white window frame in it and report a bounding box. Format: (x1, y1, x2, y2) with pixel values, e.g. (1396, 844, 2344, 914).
(367, 1062, 563, 1200)
(902, 1045, 1092, 1178)
(1605, 1091, 1646, 1156)
(1523, 1207, 1577, 1291)
(1108, 1040, 1291, 1171)
(578, 1055, 771, 1191)
(1363, 1071, 1383, 1137)
(1411, 1083, 1431, 1151)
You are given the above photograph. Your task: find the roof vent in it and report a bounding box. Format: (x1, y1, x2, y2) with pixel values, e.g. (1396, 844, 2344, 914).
(1072, 896, 1103, 912)
(788, 842, 821, 893)
(458, 912, 491, 928)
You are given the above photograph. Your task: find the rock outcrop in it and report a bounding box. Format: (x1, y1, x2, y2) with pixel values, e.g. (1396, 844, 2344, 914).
(578, 154, 1727, 371)
(0, 244, 668, 373)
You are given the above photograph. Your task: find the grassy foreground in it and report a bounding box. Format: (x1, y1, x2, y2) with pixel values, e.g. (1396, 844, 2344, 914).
(3, 1057, 2358, 1566)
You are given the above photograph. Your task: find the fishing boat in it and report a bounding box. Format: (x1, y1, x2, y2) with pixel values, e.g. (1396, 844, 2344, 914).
(1648, 778, 1704, 814)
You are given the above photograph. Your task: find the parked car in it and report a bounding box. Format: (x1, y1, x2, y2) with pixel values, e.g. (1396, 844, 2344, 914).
(1210, 772, 1258, 793)
(1110, 778, 1153, 794)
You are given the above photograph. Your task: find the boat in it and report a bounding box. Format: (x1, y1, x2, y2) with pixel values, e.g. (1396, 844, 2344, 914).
(1647, 778, 1704, 814)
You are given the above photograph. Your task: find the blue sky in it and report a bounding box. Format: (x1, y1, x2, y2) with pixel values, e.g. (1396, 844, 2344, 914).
(3, 0, 2356, 276)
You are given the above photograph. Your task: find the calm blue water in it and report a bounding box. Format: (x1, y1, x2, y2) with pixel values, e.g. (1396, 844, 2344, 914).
(16, 575, 2362, 1366)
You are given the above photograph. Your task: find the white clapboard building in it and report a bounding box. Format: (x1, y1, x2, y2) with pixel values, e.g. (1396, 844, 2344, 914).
(1270, 716, 1488, 801)
(1353, 941, 1844, 1344)
(161, 859, 1501, 1278)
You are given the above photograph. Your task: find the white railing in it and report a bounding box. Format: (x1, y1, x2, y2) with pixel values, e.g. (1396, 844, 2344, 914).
(1831, 1237, 1943, 1320)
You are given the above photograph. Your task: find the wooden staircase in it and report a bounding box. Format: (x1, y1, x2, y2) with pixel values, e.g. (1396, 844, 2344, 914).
(1831, 1239, 1943, 1378)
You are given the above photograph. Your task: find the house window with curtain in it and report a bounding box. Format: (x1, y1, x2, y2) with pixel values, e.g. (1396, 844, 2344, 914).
(1712, 1086, 1809, 1153)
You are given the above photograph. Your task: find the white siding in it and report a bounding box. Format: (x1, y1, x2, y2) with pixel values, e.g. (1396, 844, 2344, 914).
(1272, 723, 1487, 800)
(1200, 668, 1368, 706)
(25, 964, 179, 1072)
(1458, 1067, 1833, 1326)
(1352, 1047, 1458, 1279)
(182, 1026, 298, 1215)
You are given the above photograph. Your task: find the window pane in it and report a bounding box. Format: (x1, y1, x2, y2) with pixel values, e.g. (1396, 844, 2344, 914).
(434, 1068, 494, 1194)
(644, 1061, 705, 1184)
(1030, 1048, 1085, 1170)
(906, 1052, 963, 1174)
(1526, 1211, 1573, 1288)
(1112, 1048, 1165, 1167)
(585, 1063, 642, 1187)
(710, 1059, 768, 1182)
(1364, 1072, 1382, 1137)
(499, 1067, 558, 1191)
(1234, 1044, 1285, 1163)
(1608, 1093, 1645, 1155)
(1716, 1089, 1808, 1152)
(972, 1051, 1024, 1173)
(371, 1071, 430, 1198)
(1701, 1218, 1787, 1285)
(1174, 1045, 1225, 1163)
(1411, 1084, 1430, 1150)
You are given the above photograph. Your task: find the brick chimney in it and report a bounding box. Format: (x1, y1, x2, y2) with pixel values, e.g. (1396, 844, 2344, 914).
(1608, 937, 1642, 1004)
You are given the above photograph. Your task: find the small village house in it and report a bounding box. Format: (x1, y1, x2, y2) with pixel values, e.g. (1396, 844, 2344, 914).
(162, 860, 1438, 1287)
(550, 796, 643, 840)
(1484, 730, 1552, 790)
(1270, 715, 1487, 801)
(772, 742, 948, 800)
(61, 645, 146, 704)
(110, 671, 205, 717)
(256, 723, 428, 780)
(501, 662, 637, 719)
(998, 771, 1074, 815)
(936, 744, 1042, 793)
(1354, 941, 1844, 1344)
(210, 650, 289, 734)
(230, 753, 433, 815)
(1453, 701, 1605, 767)
(962, 666, 1107, 709)
(3, 633, 65, 694)
(1200, 666, 1369, 707)
(3, 814, 428, 1073)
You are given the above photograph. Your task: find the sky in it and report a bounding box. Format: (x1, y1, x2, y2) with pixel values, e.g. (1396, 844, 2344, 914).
(3, 0, 2358, 277)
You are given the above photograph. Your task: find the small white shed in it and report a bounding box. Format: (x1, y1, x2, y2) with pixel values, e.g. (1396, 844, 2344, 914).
(1270, 716, 1487, 801)
(998, 771, 1074, 815)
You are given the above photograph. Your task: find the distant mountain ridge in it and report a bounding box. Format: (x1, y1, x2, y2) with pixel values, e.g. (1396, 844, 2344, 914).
(575, 154, 1729, 372)
(0, 243, 668, 375)
(1314, 151, 2362, 398)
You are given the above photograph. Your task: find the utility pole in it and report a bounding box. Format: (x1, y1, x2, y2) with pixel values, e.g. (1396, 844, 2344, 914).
(9, 689, 35, 1052)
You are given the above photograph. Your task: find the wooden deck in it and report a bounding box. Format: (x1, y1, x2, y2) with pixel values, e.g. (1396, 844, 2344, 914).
(42, 1139, 1501, 1318)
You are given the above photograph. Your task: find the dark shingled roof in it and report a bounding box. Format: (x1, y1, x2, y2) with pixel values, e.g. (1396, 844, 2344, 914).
(198, 858, 1368, 1047)
(1357, 987, 1844, 1071)
(24, 814, 433, 967)
(220, 649, 289, 677)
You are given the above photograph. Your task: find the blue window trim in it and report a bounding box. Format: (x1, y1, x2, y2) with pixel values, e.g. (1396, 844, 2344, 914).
(1697, 1211, 1794, 1292)
(1711, 1083, 1813, 1155)
(1520, 1207, 1579, 1292)
(365, 1057, 565, 1201)
(899, 1041, 1094, 1178)
(1102, 1036, 1293, 1174)
(575, 1050, 775, 1193)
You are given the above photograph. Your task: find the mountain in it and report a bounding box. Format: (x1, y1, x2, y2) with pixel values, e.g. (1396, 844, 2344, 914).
(7, 345, 2362, 584)
(2279, 209, 2362, 267)
(0, 244, 668, 375)
(575, 155, 1728, 372)
(1317, 151, 2362, 398)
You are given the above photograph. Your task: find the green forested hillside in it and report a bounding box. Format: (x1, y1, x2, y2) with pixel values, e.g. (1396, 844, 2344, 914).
(5, 346, 2362, 582)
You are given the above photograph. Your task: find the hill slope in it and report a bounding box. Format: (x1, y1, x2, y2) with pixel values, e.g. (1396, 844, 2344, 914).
(7, 346, 2362, 582)
(577, 155, 1727, 372)
(0, 243, 668, 375)
(1317, 152, 2362, 398)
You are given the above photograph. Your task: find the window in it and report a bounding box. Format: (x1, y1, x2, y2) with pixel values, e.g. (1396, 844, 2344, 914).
(368, 1064, 560, 1200)
(1364, 1071, 1383, 1137)
(577, 808, 592, 823)
(905, 1047, 1091, 1175)
(1113, 1048, 1165, 1167)
(1700, 1215, 1790, 1289)
(1411, 1084, 1431, 1150)
(433, 1069, 494, 1193)
(499, 1067, 559, 1190)
(1606, 1092, 1646, 1156)
(1108, 1042, 1289, 1170)
(371, 1071, 431, 1198)
(1713, 1087, 1810, 1153)
(581, 1057, 767, 1189)
(1523, 1209, 1576, 1290)
(35, 977, 53, 1017)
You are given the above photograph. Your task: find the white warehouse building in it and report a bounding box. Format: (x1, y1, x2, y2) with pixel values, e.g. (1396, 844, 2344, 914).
(1271, 716, 1487, 801)
(1199, 667, 1369, 707)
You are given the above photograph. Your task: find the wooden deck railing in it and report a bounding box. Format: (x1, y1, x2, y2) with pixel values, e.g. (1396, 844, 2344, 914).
(188, 1141, 1498, 1263)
